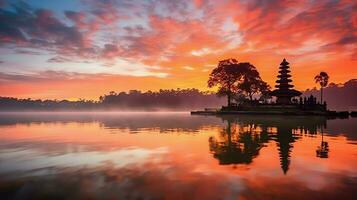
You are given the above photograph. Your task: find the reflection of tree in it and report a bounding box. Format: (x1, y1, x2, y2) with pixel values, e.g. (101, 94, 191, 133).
(209, 119, 269, 165)
(316, 128, 329, 158)
(210, 115, 327, 174)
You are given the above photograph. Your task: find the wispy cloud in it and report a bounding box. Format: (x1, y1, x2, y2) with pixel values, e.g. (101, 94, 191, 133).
(0, 0, 356, 99)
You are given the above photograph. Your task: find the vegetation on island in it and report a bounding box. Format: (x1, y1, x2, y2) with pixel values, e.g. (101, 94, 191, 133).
(304, 79, 357, 111)
(314, 72, 330, 103)
(207, 58, 270, 107)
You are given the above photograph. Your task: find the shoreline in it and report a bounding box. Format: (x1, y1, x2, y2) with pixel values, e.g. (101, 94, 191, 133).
(191, 110, 354, 118)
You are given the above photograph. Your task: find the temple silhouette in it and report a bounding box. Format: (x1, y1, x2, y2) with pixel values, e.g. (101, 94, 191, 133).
(270, 59, 302, 104)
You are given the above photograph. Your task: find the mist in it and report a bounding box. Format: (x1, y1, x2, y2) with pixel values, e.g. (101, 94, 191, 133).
(303, 79, 357, 111)
(0, 89, 225, 112)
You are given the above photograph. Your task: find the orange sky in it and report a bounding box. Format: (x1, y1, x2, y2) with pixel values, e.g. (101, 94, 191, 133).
(0, 0, 356, 100)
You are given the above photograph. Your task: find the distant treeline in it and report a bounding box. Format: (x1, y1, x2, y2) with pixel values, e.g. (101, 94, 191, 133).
(0, 88, 225, 111)
(304, 79, 357, 111)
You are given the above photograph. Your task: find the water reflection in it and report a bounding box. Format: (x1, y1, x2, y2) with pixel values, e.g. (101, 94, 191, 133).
(0, 113, 356, 200)
(209, 115, 329, 174)
(316, 131, 329, 158)
(0, 112, 222, 133)
(209, 119, 268, 166)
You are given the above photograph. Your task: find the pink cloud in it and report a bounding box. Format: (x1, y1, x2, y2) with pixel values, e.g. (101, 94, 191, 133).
(0, 0, 356, 94)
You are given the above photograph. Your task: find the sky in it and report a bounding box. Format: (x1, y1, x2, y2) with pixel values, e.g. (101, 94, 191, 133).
(0, 0, 356, 100)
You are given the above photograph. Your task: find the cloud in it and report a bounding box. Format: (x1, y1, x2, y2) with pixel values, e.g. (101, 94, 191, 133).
(0, 0, 356, 94)
(2, 0, 354, 59)
(1, 0, 355, 61)
(0, 3, 88, 55)
(101, 43, 122, 59)
(65, 10, 87, 28)
(47, 56, 72, 63)
(0, 66, 167, 85)
(183, 66, 195, 70)
(0, 71, 94, 82)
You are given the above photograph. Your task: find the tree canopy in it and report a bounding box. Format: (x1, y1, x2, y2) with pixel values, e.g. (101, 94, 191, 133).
(208, 59, 270, 106)
(236, 62, 270, 100)
(314, 71, 329, 103)
(207, 59, 241, 106)
(315, 72, 329, 88)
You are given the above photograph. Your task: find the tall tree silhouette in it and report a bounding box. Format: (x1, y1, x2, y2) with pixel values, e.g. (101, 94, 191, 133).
(208, 59, 270, 106)
(208, 59, 241, 107)
(314, 72, 329, 103)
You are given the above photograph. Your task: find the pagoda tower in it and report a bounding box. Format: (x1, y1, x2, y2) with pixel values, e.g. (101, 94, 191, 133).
(270, 59, 301, 104)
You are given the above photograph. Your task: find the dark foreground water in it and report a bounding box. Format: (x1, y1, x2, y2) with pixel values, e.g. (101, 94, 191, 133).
(0, 112, 356, 200)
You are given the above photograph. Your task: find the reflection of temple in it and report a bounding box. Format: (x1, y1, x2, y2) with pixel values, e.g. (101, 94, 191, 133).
(271, 123, 299, 174)
(209, 115, 327, 174)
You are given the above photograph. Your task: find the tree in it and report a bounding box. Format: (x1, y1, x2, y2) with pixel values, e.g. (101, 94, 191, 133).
(259, 83, 272, 103)
(237, 63, 270, 101)
(232, 93, 249, 106)
(314, 72, 329, 103)
(208, 59, 270, 106)
(208, 59, 241, 106)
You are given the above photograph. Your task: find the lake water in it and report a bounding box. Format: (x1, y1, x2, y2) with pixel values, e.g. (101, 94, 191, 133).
(0, 112, 356, 200)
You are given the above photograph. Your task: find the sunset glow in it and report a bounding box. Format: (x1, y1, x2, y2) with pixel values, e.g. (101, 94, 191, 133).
(0, 0, 356, 100)
(0, 113, 356, 199)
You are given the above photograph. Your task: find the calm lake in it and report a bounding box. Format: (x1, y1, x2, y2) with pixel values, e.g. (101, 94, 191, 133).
(0, 112, 356, 200)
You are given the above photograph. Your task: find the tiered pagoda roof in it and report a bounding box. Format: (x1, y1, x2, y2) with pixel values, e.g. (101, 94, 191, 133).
(270, 59, 301, 104)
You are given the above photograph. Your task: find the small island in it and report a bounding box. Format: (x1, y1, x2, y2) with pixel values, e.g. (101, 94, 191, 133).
(192, 58, 348, 116)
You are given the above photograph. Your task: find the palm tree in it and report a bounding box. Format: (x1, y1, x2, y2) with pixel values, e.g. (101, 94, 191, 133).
(314, 72, 329, 103)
